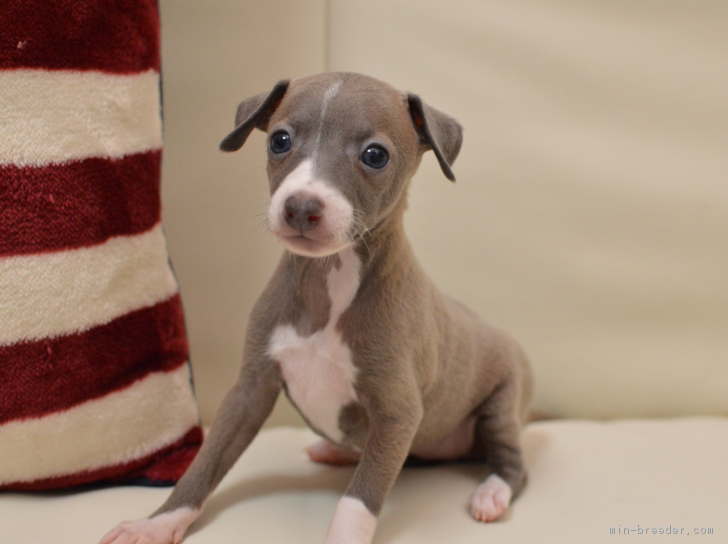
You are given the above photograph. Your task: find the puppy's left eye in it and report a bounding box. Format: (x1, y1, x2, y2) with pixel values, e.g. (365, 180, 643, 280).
(361, 145, 389, 169)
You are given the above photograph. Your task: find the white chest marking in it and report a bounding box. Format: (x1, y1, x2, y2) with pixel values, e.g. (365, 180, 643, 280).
(268, 247, 361, 442)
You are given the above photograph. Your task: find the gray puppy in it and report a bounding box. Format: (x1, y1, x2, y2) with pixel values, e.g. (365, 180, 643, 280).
(100, 72, 533, 544)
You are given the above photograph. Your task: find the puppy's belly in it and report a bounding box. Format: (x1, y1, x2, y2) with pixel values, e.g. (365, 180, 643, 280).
(269, 323, 357, 443)
(411, 415, 477, 461)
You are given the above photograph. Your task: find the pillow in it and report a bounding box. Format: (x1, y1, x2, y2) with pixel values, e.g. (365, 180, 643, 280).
(0, 0, 202, 490)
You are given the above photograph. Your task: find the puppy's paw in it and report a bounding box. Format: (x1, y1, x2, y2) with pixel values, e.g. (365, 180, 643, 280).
(98, 508, 198, 544)
(98, 520, 179, 544)
(306, 439, 361, 466)
(469, 474, 512, 522)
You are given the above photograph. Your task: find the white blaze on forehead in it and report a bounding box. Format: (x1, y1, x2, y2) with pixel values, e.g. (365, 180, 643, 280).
(320, 81, 343, 128)
(268, 247, 361, 443)
(324, 496, 377, 544)
(323, 80, 343, 106)
(267, 159, 353, 254)
(312, 80, 343, 158)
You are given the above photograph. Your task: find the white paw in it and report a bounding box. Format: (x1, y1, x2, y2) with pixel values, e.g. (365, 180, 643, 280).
(469, 474, 512, 522)
(324, 497, 377, 544)
(98, 508, 198, 544)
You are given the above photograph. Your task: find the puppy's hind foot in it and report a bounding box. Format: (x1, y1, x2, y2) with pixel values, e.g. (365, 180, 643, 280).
(305, 439, 361, 466)
(469, 474, 512, 522)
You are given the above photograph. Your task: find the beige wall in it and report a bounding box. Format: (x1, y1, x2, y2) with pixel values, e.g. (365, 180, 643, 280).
(328, 0, 728, 419)
(330, 0, 728, 417)
(160, 1, 728, 424)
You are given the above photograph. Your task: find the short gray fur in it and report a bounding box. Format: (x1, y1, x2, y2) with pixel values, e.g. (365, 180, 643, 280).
(153, 72, 533, 524)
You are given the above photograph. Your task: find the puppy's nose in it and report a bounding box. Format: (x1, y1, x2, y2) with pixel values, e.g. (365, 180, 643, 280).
(283, 194, 324, 232)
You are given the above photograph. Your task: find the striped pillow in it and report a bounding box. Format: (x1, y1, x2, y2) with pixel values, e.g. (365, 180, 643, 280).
(0, 0, 203, 490)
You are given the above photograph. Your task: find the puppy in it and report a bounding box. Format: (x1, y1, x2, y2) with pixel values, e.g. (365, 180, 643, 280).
(100, 72, 533, 544)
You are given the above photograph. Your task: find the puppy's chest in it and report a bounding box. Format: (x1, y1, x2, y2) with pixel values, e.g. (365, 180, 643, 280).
(267, 249, 361, 443)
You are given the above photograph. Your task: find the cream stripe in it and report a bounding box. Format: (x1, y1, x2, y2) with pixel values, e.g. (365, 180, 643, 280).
(0, 69, 162, 167)
(0, 224, 178, 346)
(0, 364, 199, 485)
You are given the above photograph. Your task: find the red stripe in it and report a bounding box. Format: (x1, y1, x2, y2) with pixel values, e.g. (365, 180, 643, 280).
(0, 426, 203, 491)
(0, 295, 188, 425)
(0, 151, 161, 257)
(0, 0, 159, 74)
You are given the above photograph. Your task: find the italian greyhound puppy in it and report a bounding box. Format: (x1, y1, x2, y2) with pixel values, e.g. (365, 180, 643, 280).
(100, 72, 533, 544)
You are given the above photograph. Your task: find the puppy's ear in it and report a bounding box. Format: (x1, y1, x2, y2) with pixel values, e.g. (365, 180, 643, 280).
(220, 79, 290, 152)
(407, 94, 463, 182)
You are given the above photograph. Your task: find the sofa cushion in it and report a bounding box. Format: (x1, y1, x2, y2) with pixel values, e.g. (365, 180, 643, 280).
(3, 420, 725, 543)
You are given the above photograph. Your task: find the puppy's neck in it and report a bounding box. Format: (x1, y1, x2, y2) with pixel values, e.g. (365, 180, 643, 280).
(354, 209, 411, 281)
(287, 195, 410, 284)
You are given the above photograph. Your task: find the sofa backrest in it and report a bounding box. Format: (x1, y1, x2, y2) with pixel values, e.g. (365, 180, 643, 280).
(328, 0, 728, 419)
(159, 0, 727, 423)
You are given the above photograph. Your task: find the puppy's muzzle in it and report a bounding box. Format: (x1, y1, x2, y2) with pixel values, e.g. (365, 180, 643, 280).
(283, 193, 324, 232)
(267, 159, 353, 257)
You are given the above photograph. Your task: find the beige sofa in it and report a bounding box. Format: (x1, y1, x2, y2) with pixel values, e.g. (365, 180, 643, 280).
(4, 1, 726, 542)
(5, 419, 727, 544)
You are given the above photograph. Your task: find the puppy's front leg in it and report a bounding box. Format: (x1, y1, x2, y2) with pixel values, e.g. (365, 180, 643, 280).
(99, 358, 281, 544)
(325, 393, 423, 544)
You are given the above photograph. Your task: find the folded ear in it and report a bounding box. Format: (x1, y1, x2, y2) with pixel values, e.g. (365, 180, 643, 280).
(219, 79, 291, 152)
(407, 94, 463, 182)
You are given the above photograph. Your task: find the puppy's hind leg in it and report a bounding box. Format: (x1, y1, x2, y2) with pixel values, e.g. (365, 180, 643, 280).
(468, 372, 531, 523)
(306, 439, 361, 466)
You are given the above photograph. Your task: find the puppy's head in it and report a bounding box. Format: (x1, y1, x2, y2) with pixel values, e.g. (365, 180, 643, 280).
(221, 73, 462, 258)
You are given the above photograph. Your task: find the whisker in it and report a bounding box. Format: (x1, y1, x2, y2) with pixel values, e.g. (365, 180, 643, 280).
(252, 217, 269, 233)
(350, 215, 372, 257)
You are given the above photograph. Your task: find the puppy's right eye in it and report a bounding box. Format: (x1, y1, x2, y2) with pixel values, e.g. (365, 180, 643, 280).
(270, 131, 292, 154)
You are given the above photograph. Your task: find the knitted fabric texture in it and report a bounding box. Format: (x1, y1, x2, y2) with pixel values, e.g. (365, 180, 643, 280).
(0, 0, 203, 491)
